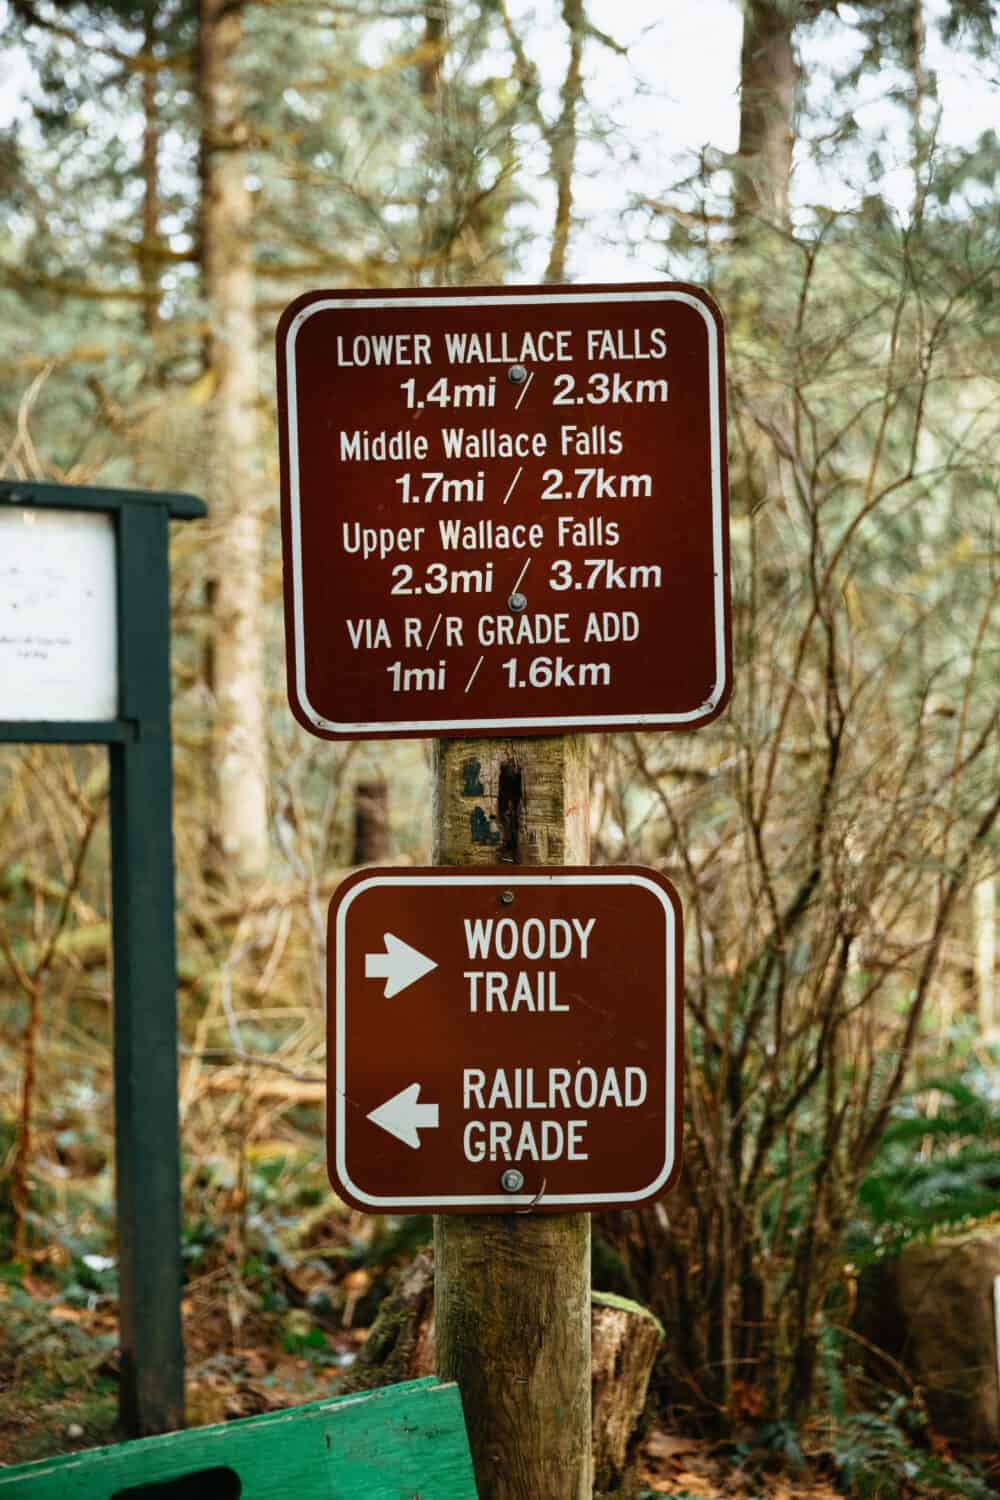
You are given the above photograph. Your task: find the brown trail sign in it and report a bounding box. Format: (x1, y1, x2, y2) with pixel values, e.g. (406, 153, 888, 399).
(327, 866, 683, 1214)
(275, 279, 730, 1500)
(277, 283, 729, 740)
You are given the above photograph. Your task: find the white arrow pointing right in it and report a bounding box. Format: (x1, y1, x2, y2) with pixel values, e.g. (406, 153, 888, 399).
(365, 932, 438, 998)
(367, 1083, 440, 1149)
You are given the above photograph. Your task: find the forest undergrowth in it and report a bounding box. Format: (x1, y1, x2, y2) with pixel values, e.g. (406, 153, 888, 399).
(2, 0, 999, 1493)
(0, 770, 998, 1499)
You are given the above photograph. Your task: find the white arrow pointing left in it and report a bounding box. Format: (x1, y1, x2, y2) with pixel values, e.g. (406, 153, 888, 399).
(365, 932, 438, 998)
(367, 1083, 440, 1149)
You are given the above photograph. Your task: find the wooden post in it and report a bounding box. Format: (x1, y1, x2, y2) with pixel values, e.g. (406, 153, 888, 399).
(432, 735, 592, 1500)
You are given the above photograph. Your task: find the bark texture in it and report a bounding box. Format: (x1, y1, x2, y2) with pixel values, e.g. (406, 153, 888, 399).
(199, 0, 269, 876)
(591, 1292, 664, 1493)
(435, 1214, 592, 1500)
(734, 0, 799, 230)
(339, 1252, 436, 1394)
(433, 734, 592, 1500)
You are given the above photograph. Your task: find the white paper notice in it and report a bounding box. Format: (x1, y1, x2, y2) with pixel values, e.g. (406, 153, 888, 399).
(0, 507, 118, 721)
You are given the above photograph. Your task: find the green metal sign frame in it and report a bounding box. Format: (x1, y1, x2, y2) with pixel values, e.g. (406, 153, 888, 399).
(0, 1378, 479, 1498)
(1, 478, 207, 1435)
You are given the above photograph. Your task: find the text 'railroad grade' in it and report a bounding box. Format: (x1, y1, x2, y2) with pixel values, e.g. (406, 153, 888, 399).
(461, 1065, 655, 1162)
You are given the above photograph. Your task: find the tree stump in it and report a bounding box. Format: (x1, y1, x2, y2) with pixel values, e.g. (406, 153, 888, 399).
(591, 1292, 664, 1494)
(338, 1252, 435, 1394)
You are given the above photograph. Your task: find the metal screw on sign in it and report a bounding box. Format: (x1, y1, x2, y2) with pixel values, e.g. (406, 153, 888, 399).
(508, 592, 527, 613)
(501, 1169, 525, 1193)
(507, 364, 528, 385)
(500, 890, 515, 905)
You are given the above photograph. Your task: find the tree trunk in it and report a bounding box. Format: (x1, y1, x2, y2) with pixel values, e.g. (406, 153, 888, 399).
(974, 876, 996, 1034)
(734, 0, 798, 231)
(544, 0, 584, 284)
(418, 0, 446, 279)
(198, 0, 269, 877)
(351, 780, 389, 865)
(433, 735, 592, 1500)
(420, 0, 445, 102)
(140, 1, 161, 338)
(909, 0, 928, 206)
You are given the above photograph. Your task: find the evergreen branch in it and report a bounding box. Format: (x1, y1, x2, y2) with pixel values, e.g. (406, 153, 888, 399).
(8, 0, 134, 62)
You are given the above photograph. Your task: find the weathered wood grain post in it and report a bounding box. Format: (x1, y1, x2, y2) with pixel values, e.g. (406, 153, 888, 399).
(433, 735, 592, 1500)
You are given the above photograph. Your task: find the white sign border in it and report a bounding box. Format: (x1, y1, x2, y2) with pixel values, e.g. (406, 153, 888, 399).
(332, 870, 679, 1210)
(283, 288, 727, 735)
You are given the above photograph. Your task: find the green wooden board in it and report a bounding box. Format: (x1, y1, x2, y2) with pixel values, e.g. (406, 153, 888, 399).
(0, 1379, 478, 1499)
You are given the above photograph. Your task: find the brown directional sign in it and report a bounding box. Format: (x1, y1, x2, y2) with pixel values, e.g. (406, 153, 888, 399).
(277, 283, 729, 740)
(327, 867, 683, 1214)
